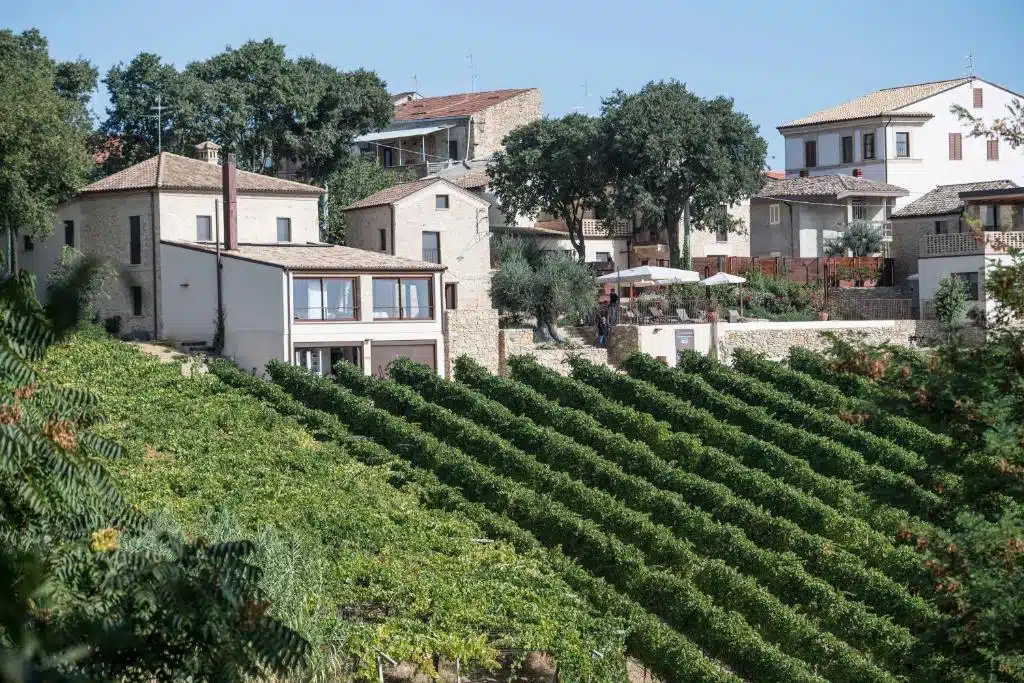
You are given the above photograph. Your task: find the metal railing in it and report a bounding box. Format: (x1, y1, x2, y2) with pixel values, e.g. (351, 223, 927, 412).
(421, 249, 441, 264)
(827, 298, 915, 321)
(616, 298, 720, 325)
(293, 306, 359, 321)
(919, 231, 1024, 257)
(372, 306, 434, 321)
(582, 218, 633, 238)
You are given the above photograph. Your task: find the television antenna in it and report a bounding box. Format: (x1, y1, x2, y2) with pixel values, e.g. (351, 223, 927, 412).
(146, 94, 174, 153)
(965, 52, 974, 76)
(467, 54, 477, 92)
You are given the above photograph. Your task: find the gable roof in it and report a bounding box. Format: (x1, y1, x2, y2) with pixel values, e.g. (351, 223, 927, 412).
(162, 241, 445, 272)
(394, 88, 534, 121)
(342, 177, 488, 211)
(778, 78, 972, 130)
(758, 175, 908, 200)
(80, 153, 323, 196)
(891, 180, 1019, 219)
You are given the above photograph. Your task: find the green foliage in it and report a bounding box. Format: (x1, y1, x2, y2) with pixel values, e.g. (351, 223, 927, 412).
(489, 113, 609, 261)
(0, 29, 94, 244)
(600, 80, 767, 268)
(0, 269, 307, 681)
(952, 98, 1024, 150)
(935, 274, 970, 330)
(322, 156, 410, 244)
(489, 236, 595, 339)
(824, 220, 886, 257)
(100, 40, 392, 182)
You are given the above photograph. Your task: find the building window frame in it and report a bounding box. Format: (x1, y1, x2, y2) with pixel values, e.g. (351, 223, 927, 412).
(435, 194, 450, 210)
(444, 282, 458, 310)
(851, 199, 868, 222)
(276, 217, 292, 242)
(23, 235, 34, 252)
(422, 231, 441, 263)
(64, 220, 75, 247)
(129, 216, 142, 265)
(382, 148, 393, 167)
(448, 140, 459, 160)
(987, 138, 999, 161)
(379, 228, 388, 252)
(953, 271, 980, 301)
(294, 348, 323, 375)
(372, 276, 435, 321)
(292, 277, 360, 322)
(862, 132, 876, 160)
(130, 285, 143, 316)
(949, 132, 963, 160)
(804, 139, 817, 168)
(196, 215, 213, 241)
(895, 132, 910, 158)
(841, 135, 854, 164)
(714, 227, 728, 243)
(768, 204, 781, 225)
(973, 88, 984, 109)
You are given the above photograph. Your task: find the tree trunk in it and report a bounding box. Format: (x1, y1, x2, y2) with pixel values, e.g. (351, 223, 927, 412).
(567, 217, 587, 263)
(682, 200, 693, 270)
(664, 208, 683, 270)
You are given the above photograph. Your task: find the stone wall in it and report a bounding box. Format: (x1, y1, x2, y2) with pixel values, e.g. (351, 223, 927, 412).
(498, 328, 608, 376)
(829, 286, 904, 300)
(444, 308, 500, 376)
(607, 325, 639, 365)
(472, 89, 542, 159)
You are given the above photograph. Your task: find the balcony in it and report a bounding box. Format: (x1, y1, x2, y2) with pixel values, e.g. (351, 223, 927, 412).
(919, 231, 1024, 258)
(587, 260, 616, 276)
(422, 248, 441, 264)
(582, 218, 632, 238)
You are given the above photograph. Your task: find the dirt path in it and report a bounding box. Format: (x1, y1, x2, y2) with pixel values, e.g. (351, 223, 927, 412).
(130, 341, 186, 364)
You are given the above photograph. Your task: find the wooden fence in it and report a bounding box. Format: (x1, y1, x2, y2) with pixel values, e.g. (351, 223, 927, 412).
(690, 256, 895, 287)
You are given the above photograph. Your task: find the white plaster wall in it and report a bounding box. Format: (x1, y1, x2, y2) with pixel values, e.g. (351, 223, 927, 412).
(19, 201, 86, 301)
(637, 324, 713, 365)
(159, 192, 321, 244)
(159, 244, 218, 342)
(221, 256, 287, 374)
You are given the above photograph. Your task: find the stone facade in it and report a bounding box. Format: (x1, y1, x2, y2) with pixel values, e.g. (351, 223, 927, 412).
(444, 308, 500, 376)
(607, 325, 639, 366)
(498, 328, 608, 376)
(471, 89, 542, 160)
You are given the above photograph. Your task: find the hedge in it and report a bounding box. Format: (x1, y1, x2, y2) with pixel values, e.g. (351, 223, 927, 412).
(208, 360, 742, 683)
(731, 349, 956, 464)
(624, 353, 942, 519)
(509, 355, 928, 583)
(453, 355, 936, 630)
(267, 360, 826, 683)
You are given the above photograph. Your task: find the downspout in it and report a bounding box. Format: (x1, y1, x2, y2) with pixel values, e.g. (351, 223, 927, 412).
(150, 189, 159, 339)
(285, 268, 293, 365)
(783, 200, 796, 256)
(389, 205, 396, 254)
(215, 199, 223, 345)
(465, 115, 473, 161)
(883, 116, 893, 184)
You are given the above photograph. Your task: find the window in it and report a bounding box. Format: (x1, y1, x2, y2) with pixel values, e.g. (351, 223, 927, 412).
(276, 217, 292, 242)
(382, 148, 393, 167)
(980, 205, 1000, 230)
(851, 200, 867, 221)
(862, 133, 876, 160)
(435, 194, 450, 210)
(23, 236, 34, 252)
(379, 228, 388, 252)
(768, 204, 781, 225)
(895, 132, 910, 158)
(804, 140, 817, 167)
(973, 88, 983, 109)
(949, 133, 963, 160)
(841, 136, 854, 164)
(294, 348, 323, 375)
(448, 140, 459, 160)
(715, 227, 728, 242)
(444, 282, 458, 310)
(130, 286, 143, 316)
(196, 215, 213, 241)
(595, 251, 612, 262)
(292, 277, 358, 321)
(953, 272, 980, 301)
(987, 138, 999, 161)
(422, 231, 441, 263)
(129, 216, 141, 265)
(373, 277, 434, 320)
(64, 220, 74, 247)
(934, 220, 951, 235)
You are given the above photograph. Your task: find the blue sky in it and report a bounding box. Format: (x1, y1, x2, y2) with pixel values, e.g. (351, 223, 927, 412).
(6, 0, 1023, 166)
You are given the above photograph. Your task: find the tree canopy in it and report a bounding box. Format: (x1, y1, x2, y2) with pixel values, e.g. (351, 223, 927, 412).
(322, 157, 410, 245)
(953, 98, 1024, 149)
(0, 29, 96, 250)
(100, 40, 393, 182)
(489, 114, 609, 262)
(601, 80, 767, 269)
(823, 219, 885, 257)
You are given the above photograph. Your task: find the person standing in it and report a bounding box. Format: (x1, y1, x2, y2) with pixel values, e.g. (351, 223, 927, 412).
(609, 290, 620, 325)
(597, 314, 609, 347)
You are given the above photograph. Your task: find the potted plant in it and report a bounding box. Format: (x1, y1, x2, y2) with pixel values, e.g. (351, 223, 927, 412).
(836, 265, 856, 288)
(817, 310, 830, 321)
(856, 264, 879, 287)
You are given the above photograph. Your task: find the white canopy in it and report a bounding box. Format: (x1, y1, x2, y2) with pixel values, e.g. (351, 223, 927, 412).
(354, 124, 453, 143)
(595, 265, 700, 285)
(699, 272, 747, 286)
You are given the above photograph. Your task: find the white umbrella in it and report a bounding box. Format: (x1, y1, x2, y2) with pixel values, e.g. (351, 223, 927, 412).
(698, 272, 746, 286)
(595, 265, 700, 285)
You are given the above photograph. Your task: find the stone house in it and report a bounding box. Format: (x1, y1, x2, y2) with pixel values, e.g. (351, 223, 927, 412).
(19, 142, 449, 377)
(749, 175, 908, 257)
(889, 180, 1022, 318)
(353, 88, 542, 178)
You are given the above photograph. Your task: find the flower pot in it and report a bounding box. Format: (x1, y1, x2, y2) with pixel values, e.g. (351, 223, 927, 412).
(839, 279, 855, 288)
(861, 279, 877, 288)
(706, 311, 720, 322)
(817, 311, 830, 321)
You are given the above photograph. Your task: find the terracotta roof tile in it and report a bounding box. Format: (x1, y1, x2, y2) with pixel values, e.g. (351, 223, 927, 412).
(342, 178, 445, 210)
(394, 88, 535, 120)
(891, 180, 1019, 219)
(758, 175, 908, 199)
(162, 241, 444, 272)
(80, 153, 323, 195)
(779, 78, 971, 129)
(453, 170, 491, 189)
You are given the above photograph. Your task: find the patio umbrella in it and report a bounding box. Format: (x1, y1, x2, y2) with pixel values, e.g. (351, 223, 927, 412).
(699, 272, 748, 316)
(595, 265, 701, 286)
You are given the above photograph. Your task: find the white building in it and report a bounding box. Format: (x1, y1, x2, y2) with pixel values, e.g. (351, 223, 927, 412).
(889, 180, 1022, 318)
(778, 77, 1024, 210)
(19, 141, 447, 376)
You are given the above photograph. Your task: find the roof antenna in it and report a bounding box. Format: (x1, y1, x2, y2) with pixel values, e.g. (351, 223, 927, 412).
(965, 52, 974, 76)
(412, 73, 418, 93)
(467, 54, 477, 92)
(146, 94, 173, 154)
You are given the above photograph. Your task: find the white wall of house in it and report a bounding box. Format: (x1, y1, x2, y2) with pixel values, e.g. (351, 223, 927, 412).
(159, 192, 321, 244)
(222, 257, 288, 373)
(917, 252, 1012, 317)
(159, 243, 218, 342)
(531, 235, 631, 269)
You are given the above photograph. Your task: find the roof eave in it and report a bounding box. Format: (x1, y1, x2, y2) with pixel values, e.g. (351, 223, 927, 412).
(777, 112, 932, 133)
(835, 189, 909, 199)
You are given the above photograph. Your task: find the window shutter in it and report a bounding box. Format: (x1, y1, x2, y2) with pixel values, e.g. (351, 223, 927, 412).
(987, 138, 999, 161)
(949, 133, 962, 160)
(973, 88, 983, 108)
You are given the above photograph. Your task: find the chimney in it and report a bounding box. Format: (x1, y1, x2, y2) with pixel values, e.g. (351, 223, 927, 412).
(195, 140, 221, 164)
(222, 152, 238, 250)
(852, 168, 863, 177)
